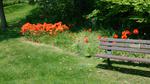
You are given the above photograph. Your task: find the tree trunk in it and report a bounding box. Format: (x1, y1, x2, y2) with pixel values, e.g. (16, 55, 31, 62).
(0, 0, 7, 31)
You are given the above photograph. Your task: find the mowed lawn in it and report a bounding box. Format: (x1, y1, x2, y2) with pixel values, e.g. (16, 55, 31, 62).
(0, 38, 102, 84)
(0, 38, 150, 84)
(0, 3, 150, 84)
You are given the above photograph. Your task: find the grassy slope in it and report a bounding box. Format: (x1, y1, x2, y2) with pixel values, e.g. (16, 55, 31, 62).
(0, 38, 101, 84)
(0, 38, 150, 84)
(0, 3, 150, 84)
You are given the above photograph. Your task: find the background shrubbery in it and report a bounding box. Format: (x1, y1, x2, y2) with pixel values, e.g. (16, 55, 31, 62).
(36, 0, 95, 22)
(2, 0, 149, 39)
(87, 0, 150, 39)
(30, 0, 149, 39)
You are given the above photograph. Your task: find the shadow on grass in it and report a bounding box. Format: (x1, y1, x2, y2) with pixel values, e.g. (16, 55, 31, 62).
(0, 15, 25, 42)
(0, 5, 39, 42)
(0, 29, 21, 41)
(103, 60, 150, 68)
(96, 60, 150, 78)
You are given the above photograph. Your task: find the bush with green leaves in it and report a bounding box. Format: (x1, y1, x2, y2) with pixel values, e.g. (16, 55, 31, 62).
(87, 0, 150, 26)
(37, 0, 73, 21)
(85, 0, 150, 39)
(36, 0, 94, 22)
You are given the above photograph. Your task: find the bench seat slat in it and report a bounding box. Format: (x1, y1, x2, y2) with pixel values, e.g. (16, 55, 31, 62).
(96, 54, 150, 63)
(100, 46, 150, 54)
(100, 38, 150, 44)
(100, 42, 150, 49)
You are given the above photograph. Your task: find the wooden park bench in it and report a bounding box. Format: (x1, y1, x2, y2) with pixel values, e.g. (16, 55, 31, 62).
(96, 38, 150, 66)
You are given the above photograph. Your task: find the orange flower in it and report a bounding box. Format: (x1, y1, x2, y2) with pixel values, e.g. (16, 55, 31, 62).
(121, 34, 127, 39)
(84, 36, 88, 43)
(55, 22, 62, 26)
(97, 35, 101, 40)
(113, 34, 118, 39)
(125, 30, 131, 35)
(62, 24, 69, 30)
(122, 31, 127, 35)
(21, 22, 32, 34)
(21, 21, 70, 36)
(133, 28, 139, 34)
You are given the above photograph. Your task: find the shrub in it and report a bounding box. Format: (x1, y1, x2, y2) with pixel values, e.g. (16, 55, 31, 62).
(36, 0, 95, 22)
(86, 0, 150, 28)
(37, 0, 74, 21)
(21, 22, 70, 41)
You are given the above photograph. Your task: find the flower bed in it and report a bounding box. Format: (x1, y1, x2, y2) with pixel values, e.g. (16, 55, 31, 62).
(21, 22, 70, 42)
(113, 28, 140, 39)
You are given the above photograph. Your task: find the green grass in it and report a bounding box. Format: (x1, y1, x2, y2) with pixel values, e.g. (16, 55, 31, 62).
(0, 38, 100, 84)
(3, 0, 28, 7)
(4, 3, 36, 25)
(0, 38, 150, 84)
(0, 3, 150, 84)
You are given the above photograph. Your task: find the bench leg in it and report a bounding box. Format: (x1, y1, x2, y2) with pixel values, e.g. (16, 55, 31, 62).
(107, 58, 111, 66)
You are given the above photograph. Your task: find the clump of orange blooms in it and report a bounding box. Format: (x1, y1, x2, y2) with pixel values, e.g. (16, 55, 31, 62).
(21, 22, 69, 36)
(113, 28, 139, 39)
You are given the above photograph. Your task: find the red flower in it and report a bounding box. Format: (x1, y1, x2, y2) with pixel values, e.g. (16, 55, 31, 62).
(21, 21, 70, 36)
(122, 35, 127, 39)
(113, 34, 118, 39)
(122, 31, 127, 35)
(125, 30, 131, 35)
(133, 28, 139, 34)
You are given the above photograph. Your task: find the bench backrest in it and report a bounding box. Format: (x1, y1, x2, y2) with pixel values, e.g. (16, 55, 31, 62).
(99, 38, 150, 54)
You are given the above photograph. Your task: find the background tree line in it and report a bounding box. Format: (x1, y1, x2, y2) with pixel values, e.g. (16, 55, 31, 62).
(1, 0, 150, 34)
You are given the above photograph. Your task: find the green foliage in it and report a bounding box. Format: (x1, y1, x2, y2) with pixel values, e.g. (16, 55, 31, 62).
(36, 0, 95, 22)
(87, 0, 150, 26)
(84, 0, 150, 39)
(1, 3, 150, 83)
(37, 0, 74, 21)
(105, 0, 150, 13)
(1, 38, 150, 83)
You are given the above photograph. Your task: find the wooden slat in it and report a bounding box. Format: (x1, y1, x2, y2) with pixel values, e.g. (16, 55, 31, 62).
(100, 38, 150, 44)
(100, 42, 150, 49)
(96, 54, 150, 63)
(100, 46, 150, 54)
(141, 44, 150, 49)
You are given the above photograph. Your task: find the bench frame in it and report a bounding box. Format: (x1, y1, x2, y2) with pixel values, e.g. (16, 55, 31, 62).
(96, 38, 150, 66)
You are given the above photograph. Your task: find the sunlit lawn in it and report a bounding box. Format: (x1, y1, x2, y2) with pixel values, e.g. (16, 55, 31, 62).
(0, 3, 150, 84)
